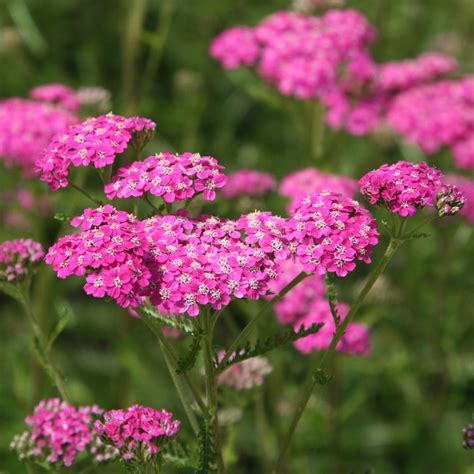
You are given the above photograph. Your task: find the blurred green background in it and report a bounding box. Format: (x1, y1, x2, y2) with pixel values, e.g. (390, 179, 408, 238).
(0, 0, 474, 472)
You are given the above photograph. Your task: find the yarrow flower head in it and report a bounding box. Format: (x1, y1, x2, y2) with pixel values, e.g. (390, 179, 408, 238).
(287, 191, 378, 277)
(29, 83, 80, 112)
(210, 26, 259, 69)
(386, 77, 474, 169)
(94, 405, 180, 463)
(444, 174, 474, 223)
(359, 161, 446, 217)
(293, 301, 371, 355)
(105, 152, 227, 202)
(222, 169, 276, 199)
(45, 207, 283, 316)
(0, 239, 44, 283)
(0, 98, 78, 176)
(211, 9, 376, 100)
(218, 354, 273, 390)
(36, 113, 156, 191)
(10, 398, 116, 467)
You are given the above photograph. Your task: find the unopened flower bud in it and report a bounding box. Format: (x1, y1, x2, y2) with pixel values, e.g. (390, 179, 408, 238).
(436, 184, 465, 217)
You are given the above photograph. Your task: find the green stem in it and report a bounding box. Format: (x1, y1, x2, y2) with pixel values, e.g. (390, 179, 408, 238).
(142, 194, 161, 213)
(274, 238, 401, 472)
(220, 272, 309, 368)
(158, 338, 200, 435)
(69, 181, 102, 206)
(19, 287, 71, 403)
(138, 308, 206, 414)
(202, 310, 226, 473)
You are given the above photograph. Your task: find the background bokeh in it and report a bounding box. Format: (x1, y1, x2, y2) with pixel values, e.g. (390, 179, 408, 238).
(0, 0, 473, 472)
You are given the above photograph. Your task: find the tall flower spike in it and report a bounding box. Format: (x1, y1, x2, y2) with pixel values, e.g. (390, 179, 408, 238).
(35, 113, 156, 191)
(10, 398, 117, 467)
(287, 191, 379, 277)
(94, 405, 180, 463)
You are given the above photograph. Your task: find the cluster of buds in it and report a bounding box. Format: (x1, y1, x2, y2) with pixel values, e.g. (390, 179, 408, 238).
(463, 422, 474, 449)
(0, 239, 44, 284)
(436, 184, 466, 217)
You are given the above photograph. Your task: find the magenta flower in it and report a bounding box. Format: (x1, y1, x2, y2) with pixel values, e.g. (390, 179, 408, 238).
(36, 113, 156, 191)
(10, 398, 116, 467)
(287, 192, 379, 277)
(359, 161, 445, 217)
(0, 98, 78, 177)
(29, 83, 80, 112)
(0, 239, 44, 283)
(293, 301, 370, 355)
(94, 405, 180, 463)
(105, 151, 227, 203)
(210, 26, 259, 69)
(221, 169, 276, 199)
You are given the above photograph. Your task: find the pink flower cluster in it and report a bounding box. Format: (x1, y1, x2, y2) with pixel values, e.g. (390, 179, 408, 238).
(269, 259, 326, 325)
(294, 301, 370, 355)
(280, 168, 358, 212)
(36, 113, 156, 190)
(221, 169, 276, 199)
(269, 259, 370, 356)
(210, 26, 259, 69)
(211, 9, 376, 99)
(387, 77, 474, 169)
(359, 161, 445, 217)
(444, 174, 474, 223)
(94, 405, 180, 462)
(218, 354, 273, 390)
(0, 98, 78, 176)
(29, 83, 80, 112)
(105, 152, 227, 202)
(45, 206, 284, 315)
(10, 398, 116, 467)
(0, 239, 44, 282)
(287, 192, 379, 277)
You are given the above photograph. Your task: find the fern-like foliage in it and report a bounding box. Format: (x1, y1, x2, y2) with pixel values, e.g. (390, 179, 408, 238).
(217, 323, 324, 372)
(141, 306, 195, 335)
(176, 330, 203, 375)
(325, 272, 341, 327)
(162, 442, 197, 469)
(195, 419, 217, 474)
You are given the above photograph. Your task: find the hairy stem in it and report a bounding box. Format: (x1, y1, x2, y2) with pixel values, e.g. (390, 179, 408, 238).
(274, 238, 401, 472)
(202, 309, 226, 473)
(20, 287, 71, 403)
(138, 309, 206, 416)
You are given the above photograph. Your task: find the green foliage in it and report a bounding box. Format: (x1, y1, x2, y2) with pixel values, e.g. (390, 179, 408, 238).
(196, 419, 217, 474)
(46, 306, 71, 351)
(324, 273, 341, 326)
(218, 323, 324, 372)
(141, 306, 195, 335)
(176, 329, 203, 375)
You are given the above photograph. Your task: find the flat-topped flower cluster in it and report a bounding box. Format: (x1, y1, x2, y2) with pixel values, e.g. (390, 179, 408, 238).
(0, 239, 44, 282)
(222, 169, 276, 199)
(0, 98, 78, 176)
(105, 151, 227, 202)
(94, 405, 180, 463)
(45, 193, 379, 316)
(10, 398, 116, 467)
(36, 113, 156, 190)
(211, 9, 474, 170)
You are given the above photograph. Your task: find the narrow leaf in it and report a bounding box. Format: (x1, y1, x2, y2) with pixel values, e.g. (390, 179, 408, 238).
(46, 307, 71, 351)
